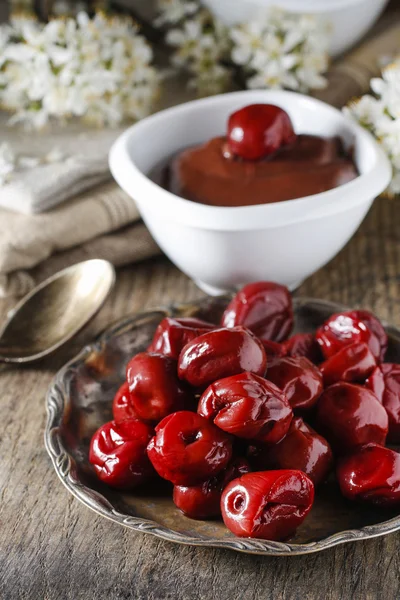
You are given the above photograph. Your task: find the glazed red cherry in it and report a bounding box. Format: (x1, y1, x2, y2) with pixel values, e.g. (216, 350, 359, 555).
(221, 470, 314, 541)
(221, 281, 293, 343)
(337, 443, 400, 507)
(261, 339, 286, 359)
(316, 310, 387, 363)
(178, 326, 267, 389)
(315, 382, 388, 455)
(266, 356, 323, 411)
(247, 417, 333, 487)
(366, 364, 400, 442)
(173, 457, 251, 520)
(320, 342, 376, 387)
(147, 411, 233, 486)
(148, 317, 216, 359)
(126, 352, 191, 422)
(282, 333, 323, 364)
(198, 372, 292, 443)
(89, 419, 154, 489)
(227, 104, 296, 161)
(112, 381, 139, 423)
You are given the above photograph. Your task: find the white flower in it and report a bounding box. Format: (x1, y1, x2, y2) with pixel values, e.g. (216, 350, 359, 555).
(155, 0, 198, 26)
(0, 12, 160, 129)
(230, 8, 329, 93)
(0, 143, 16, 186)
(345, 61, 400, 196)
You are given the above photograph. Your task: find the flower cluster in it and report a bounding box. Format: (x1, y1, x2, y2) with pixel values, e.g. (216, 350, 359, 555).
(0, 12, 160, 129)
(156, 1, 329, 96)
(344, 60, 400, 195)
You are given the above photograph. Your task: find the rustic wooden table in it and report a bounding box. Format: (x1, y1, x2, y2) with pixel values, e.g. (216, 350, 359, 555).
(1, 194, 400, 600)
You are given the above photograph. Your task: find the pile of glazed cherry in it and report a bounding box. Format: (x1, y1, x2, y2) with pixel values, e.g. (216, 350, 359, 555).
(89, 282, 400, 542)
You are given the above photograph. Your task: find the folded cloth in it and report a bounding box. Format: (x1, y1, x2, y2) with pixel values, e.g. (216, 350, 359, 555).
(0, 180, 160, 297)
(0, 119, 123, 214)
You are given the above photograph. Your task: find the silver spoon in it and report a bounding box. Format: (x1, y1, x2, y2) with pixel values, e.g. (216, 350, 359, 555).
(0, 259, 115, 364)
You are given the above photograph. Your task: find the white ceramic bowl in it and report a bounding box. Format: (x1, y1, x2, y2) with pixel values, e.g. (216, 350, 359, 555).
(202, 0, 389, 57)
(109, 90, 391, 295)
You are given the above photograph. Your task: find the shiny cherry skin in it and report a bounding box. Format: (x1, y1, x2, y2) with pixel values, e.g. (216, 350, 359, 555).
(227, 104, 297, 161)
(316, 310, 387, 363)
(266, 356, 323, 411)
(148, 317, 216, 359)
(147, 411, 233, 486)
(337, 443, 400, 507)
(315, 382, 388, 455)
(126, 352, 191, 423)
(89, 419, 155, 489)
(178, 326, 267, 389)
(366, 364, 400, 442)
(261, 339, 286, 359)
(221, 470, 314, 541)
(173, 457, 251, 520)
(221, 281, 293, 343)
(112, 381, 139, 423)
(282, 333, 323, 364)
(247, 417, 333, 487)
(198, 372, 292, 443)
(320, 342, 376, 387)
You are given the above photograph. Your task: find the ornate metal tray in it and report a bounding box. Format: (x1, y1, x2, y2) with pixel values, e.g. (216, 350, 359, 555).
(45, 296, 400, 556)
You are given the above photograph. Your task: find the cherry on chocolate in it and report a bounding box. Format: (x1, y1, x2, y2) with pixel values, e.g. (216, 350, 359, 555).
(178, 326, 267, 389)
(337, 443, 400, 507)
(221, 470, 314, 541)
(89, 419, 155, 489)
(320, 342, 376, 387)
(316, 310, 387, 363)
(198, 372, 292, 443)
(221, 281, 293, 343)
(247, 417, 333, 487)
(266, 356, 323, 411)
(126, 352, 191, 423)
(282, 333, 323, 364)
(112, 381, 139, 423)
(227, 104, 296, 161)
(173, 457, 251, 520)
(366, 364, 400, 443)
(148, 317, 216, 359)
(147, 411, 233, 486)
(315, 382, 388, 455)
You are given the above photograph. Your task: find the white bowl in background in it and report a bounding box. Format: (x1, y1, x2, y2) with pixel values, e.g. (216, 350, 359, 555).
(201, 0, 389, 57)
(109, 90, 391, 295)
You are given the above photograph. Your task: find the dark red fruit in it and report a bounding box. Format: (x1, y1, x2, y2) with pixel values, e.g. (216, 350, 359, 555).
(315, 382, 388, 454)
(266, 356, 323, 411)
(282, 333, 323, 364)
(337, 443, 400, 507)
(316, 310, 387, 363)
(112, 381, 139, 423)
(262, 339, 286, 359)
(126, 353, 191, 422)
(173, 457, 251, 520)
(221, 470, 314, 540)
(221, 281, 293, 343)
(247, 417, 333, 487)
(227, 104, 296, 161)
(89, 419, 154, 489)
(320, 342, 376, 387)
(366, 364, 400, 442)
(148, 317, 215, 359)
(178, 326, 267, 389)
(198, 372, 292, 443)
(147, 411, 233, 486)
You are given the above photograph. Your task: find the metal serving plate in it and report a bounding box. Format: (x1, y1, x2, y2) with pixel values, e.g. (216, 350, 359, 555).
(45, 296, 400, 556)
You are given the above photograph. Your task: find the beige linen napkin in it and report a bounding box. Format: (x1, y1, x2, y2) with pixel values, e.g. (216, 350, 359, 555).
(0, 181, 160, 297)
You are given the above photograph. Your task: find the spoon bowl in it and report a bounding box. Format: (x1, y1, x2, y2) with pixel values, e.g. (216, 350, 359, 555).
(0, 259, 115, 363)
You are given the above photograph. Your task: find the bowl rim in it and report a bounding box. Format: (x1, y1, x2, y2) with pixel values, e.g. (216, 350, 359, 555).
(45, 296, 400, 557)
(109, 90, 392, 232)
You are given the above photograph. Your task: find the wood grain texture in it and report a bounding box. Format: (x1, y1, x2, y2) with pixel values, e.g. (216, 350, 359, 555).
(1, 196, 400, 600)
